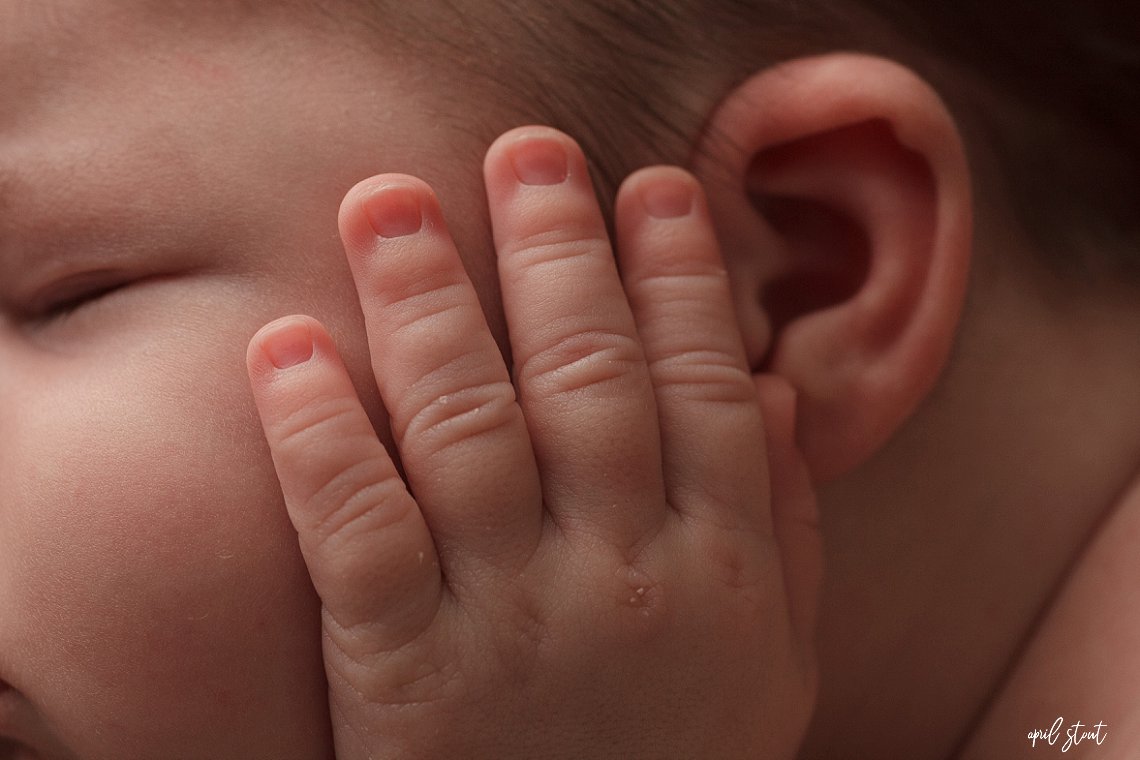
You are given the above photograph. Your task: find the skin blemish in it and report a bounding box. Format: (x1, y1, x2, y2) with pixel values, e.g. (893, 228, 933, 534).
(615, 562, 661, 620)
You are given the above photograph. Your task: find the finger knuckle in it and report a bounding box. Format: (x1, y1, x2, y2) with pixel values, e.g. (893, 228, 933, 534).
(308, 465, 413, 545)
(649, 348, 756, 405)
(325, 641, 464, 708)
(370, 261, 463, 313)
(395, 379, 520, 453)
(272, 393, 363, 454)
(632, 270, 730, 295)
(383, 284, 473, 340)
(378, 657, 463, 707)
(500, 230, 610, 272)
(518, 328, 646, 398)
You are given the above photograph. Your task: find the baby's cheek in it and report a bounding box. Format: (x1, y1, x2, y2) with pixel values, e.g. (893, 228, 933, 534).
(8, 373, 330, 758)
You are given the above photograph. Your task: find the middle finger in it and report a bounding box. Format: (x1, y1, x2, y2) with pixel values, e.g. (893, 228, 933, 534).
(483, 126, 666, 549)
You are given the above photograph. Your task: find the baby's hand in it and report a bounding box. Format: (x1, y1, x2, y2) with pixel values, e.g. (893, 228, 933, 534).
(247, 126, 822, 759)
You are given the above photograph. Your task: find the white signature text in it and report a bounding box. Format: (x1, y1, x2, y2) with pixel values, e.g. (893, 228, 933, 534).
(1028, 717, 1107, 752)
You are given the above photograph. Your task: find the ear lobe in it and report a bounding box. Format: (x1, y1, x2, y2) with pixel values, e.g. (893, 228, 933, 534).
(692, 54, 973, 481)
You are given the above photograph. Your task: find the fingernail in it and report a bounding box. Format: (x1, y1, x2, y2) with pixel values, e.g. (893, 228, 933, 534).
(510, 137, 568, 185)
(362, 184, 423, 238)
(642, 178, 693, 219)
(261, 319, 314, 369)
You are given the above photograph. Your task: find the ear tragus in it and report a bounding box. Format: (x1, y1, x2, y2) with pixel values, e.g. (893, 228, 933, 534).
(749, 191, 871, 371)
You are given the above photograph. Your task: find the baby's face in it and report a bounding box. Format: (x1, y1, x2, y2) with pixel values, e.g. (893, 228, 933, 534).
(0, 2, 499, 757)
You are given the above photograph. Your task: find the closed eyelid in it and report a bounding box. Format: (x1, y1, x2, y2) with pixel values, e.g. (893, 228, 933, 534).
(3, 243, 142, 314)
(24, 268, 133, 315)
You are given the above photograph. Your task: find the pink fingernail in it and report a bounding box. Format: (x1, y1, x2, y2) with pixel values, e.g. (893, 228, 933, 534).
(510, 137, 569, 186)
(261, 319, 313, 369)
(362, 184, 424, 238)
(642, 179, 693, 219)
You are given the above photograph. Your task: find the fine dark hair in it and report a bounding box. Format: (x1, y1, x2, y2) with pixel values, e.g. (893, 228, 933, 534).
(346, 0, 1140, 278)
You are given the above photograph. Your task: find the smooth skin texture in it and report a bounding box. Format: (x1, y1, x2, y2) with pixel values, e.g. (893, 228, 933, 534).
(0, 2, 453, 757)
(3, 0, 1140, 758)
(246, 127, 821, 759)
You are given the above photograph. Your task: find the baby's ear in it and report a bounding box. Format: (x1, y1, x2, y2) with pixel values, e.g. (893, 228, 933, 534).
(691, 53, 973, 482)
